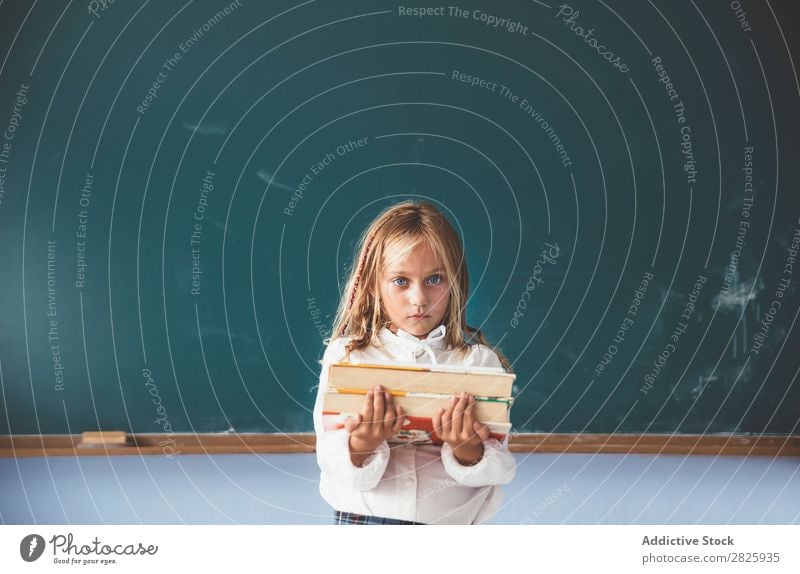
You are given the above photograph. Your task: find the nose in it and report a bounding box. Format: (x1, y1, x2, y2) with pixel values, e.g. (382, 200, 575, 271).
(408, 283, 428, 308)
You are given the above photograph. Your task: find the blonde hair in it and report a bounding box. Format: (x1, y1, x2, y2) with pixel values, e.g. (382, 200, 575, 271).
(327, 200, 512, 372)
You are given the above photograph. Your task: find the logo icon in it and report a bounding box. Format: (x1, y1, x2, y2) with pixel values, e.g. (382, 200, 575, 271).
(20, 534, 46, 562)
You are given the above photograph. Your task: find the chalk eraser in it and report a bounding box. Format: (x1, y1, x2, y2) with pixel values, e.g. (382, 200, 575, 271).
(79, 431, 129, 447)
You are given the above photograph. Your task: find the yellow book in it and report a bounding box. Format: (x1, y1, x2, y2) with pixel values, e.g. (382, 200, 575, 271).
(321, 362, 515, 445)
(327, 362, 515, 397)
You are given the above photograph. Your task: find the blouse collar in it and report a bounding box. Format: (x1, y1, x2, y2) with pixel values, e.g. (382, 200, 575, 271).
(377, 323, 448, 363)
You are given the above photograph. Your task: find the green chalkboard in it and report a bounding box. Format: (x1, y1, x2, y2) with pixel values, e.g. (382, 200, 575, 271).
(0, 0, 798, 437)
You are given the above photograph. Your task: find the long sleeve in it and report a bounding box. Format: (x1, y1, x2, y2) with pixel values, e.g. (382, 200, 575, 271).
(439, 342, 517, 487)
(440, 437, 517, 487)
(313, 339, 390, 492)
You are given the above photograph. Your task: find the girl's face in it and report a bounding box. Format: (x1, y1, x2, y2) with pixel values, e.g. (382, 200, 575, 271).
(379, 242, 451, 339)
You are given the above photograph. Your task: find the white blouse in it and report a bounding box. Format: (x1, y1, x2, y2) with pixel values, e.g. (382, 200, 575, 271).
(313, 324, 517, 525)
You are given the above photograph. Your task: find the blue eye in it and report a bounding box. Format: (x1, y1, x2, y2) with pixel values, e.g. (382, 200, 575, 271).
(392, 275, 443, 287)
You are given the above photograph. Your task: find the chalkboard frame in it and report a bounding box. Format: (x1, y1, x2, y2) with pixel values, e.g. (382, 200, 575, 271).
(2, 433, 798, 457)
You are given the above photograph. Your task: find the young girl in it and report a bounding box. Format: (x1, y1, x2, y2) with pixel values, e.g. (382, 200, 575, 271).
(313, 200, 516, 525)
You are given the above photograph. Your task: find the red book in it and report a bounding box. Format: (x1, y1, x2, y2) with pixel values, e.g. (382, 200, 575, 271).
(321, 412, 512, 446)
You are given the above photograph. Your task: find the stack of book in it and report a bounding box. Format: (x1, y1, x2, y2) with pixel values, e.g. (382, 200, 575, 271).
(321, 362, 515, 445)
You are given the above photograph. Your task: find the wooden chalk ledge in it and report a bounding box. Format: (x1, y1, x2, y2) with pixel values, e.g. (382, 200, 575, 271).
(0, 433, 798, 457)
(79, 431, 130, 447)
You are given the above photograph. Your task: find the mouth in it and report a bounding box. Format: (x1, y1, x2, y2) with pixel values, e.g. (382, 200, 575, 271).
(408, 314, 430, 320)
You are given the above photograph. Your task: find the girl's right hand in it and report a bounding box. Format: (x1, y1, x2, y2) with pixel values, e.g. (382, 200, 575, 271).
(344, 384, 406, 453)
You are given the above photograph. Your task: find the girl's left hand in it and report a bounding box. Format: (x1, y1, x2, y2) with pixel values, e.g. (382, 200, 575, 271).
(433, 392, 491, 465)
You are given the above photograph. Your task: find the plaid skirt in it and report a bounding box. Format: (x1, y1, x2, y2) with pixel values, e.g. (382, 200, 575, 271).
(334, 510, 425, 525)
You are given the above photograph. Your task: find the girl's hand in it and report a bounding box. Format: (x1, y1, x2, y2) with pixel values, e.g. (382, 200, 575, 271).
(433, 392, 491, 465)
(344, 384, 406, 454)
